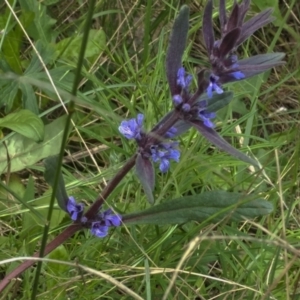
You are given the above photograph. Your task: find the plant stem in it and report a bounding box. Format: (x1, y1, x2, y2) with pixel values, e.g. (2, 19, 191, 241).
(0, 155, 137, 293)
(84, 154, 137, 219)
(0, 224, 81, 292)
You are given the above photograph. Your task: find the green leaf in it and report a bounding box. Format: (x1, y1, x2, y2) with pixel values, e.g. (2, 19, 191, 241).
(1, 29, 22, 74)
(25, 40, 55, 75)
(21, 176, 39, 254)
(123, 191, 273, 225)
(19, 0, 57, 43)
(44, 156, 68, 212)
(18, 81, 39, 114)
(0, 80, 19, 112)
(46, 244, 69, 296)
(0, 115, 68, 175)
(20, 192, 66, 255)
(55, 29, 106, 61)
(0, 109, 44, 142)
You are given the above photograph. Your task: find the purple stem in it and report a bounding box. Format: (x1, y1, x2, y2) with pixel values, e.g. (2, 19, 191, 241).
(0, 224, 81, 291)
(0, 154, 137, 293)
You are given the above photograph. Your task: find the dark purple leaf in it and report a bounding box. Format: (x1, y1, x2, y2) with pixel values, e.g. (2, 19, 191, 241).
(219, 0, 227, 30)
(172, 120, 192, 137)
(194, 69, 207, 101)
(166, 5, 189, 96)
(237, 53, 285, 77)
(189, 120, 259, 167)
(202, 0, 215, 54)
(237, 8, 274, 46)
(239, 0, 251, 24)
(123, 191, 273, 225)
(206, 91, 233, 112)
(226, 2, 240, 32)
(136, 154, 155, 204)
(218, 53, 285, 83)
(238, 52, 285, 66)
(219, 27, 241, 58)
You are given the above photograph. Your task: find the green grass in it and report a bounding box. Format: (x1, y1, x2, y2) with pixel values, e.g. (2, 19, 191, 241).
(0, 0, 300, 299)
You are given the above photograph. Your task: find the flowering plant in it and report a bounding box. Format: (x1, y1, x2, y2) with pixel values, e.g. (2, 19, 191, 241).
(0, 0, 285, 293)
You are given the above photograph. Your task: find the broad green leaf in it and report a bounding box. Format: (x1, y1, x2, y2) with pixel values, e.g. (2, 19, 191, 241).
(18, 0, 57, 43)
(0, 173, 26, 211)
(25, 40, 55, 75)
(20, 193, 66, 254)
(0, 115, 68, 175)
(0, 13, 22, 74)
(1, 29, 22, 74)
(0, 109, 44, 142)
(55, 29, 106, 61)
(0, 80, 19, 112)
(46, 244, 69, 296)
(123, 191, 273, 225)
(44, 156, 68, 212)
(18, 81, 39, 114)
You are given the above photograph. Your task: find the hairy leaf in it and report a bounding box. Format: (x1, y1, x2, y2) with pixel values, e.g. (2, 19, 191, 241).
(166, 5, 189, 96)
(202, 0, 215, 54)
(219, 27, 241, 59)
(123, 191, 273, 225)
(225, 2, 240, 32)
(238, 53, 285, 78)
(190, 120, 259, 167)
(196, 91, 233, 113)
(136, 154, 155, 204)
(219, 0, 227, 29)
(238, 8, 274, 46)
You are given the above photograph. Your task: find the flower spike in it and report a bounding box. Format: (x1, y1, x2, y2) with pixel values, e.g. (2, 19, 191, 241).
(201, 0, 284, 89)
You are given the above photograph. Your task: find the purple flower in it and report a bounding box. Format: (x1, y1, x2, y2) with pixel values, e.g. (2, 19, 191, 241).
(164, 126, 178, 139)
(199, 110, 216, 128)
(172, 94, 183, 106)
(91, 222, 109, 238)
(119, 114, 144, 140)
(182, 103, 191, 112)
(91, 209, 122, 238)
(207, 74, 223, 98)
(67, 196, 84, 221)
(101, 209, 122, 226)
(231, 70, 245, 80)
(150, 142, 180, 173)
(177, 67, 192, 90)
